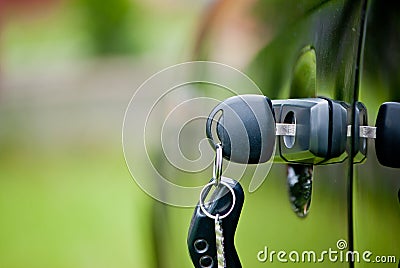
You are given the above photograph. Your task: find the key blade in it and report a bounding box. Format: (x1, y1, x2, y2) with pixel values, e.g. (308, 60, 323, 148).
(347, 125, 377, 139)
(276, 123, 296, 136)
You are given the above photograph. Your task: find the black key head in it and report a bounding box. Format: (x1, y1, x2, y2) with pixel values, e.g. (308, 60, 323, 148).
(375, 102, 400, 168)
(206, 95, 276, 164)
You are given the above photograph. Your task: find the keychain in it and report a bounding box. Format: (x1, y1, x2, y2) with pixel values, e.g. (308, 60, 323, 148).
(187, 144, 244, 268)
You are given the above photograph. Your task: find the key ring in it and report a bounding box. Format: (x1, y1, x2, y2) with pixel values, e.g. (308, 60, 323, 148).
(199, 180, 236, 220)
(213, 143, 223, 186)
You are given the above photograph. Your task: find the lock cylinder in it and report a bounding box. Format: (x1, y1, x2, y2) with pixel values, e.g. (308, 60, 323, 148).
(272, 98, 348, 165)
(348, 102, 368, 163)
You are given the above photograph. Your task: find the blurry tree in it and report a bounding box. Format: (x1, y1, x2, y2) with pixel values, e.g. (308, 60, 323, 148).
(74, 0, 142, 55)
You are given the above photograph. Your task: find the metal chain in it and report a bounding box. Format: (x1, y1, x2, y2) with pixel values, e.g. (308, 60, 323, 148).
(215, 214, 225, 268)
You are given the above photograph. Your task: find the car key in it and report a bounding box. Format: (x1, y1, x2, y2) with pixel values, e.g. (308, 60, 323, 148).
(205, 94, 276, 164)
(187, 144, 244, 268)
(187, 177, 244, 268)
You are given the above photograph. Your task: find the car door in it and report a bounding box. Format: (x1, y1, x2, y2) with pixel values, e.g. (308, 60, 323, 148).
(148, 1, 399, 267)
(244, 0, 400, 267)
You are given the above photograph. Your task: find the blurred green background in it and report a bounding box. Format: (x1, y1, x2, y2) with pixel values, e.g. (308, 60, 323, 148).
(1, 0, 399, 268)
(0, 0, 204, 267)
